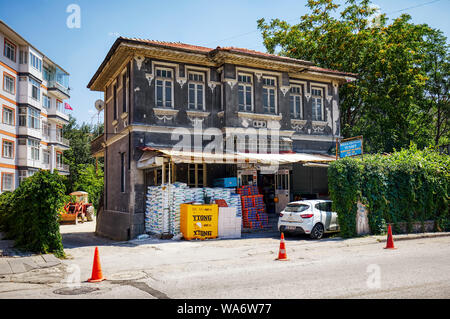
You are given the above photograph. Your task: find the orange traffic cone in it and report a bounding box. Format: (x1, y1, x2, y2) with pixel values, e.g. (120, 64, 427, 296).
(88, 246, 106, 282)
(384, 224, 396, 249)
(275, 232, 289, 261)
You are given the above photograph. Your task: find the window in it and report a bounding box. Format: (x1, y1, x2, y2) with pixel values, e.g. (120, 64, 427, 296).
(43, 150, 50, 165)
(18, 170, 28, 185)
(155, 68, 173, 108)
(43, 67, 51, 81)
(56, 152, 63, 167)
(19, 50, 27, 64)
(122, 72, 127, 113)
(18, 107, 27, 127)
(2, 140, 14, 158)
(2, 106, 14, 125)
(42, 94, 50, 109)
(3, 73, 15, 94)
(238, 74, 253, 112)
(315, 202, 332, 212)
(121, 152, 126, 192)
(311, 87, 324, 121)
(285, 203, 310, 213)
(262, 77, 276, 114)
(1, 173, 14, 191)
(188, 72, 204, 110)
(29, 52, 42, 72)
(3, 39, 16, 62)
(28, 139, 40, 161)
(113, 83, 117, 120)
(188, 163, 206, 188)
(56, 100, 63, 112)
(290, 86, 303, 119)
(28, 108, 40, 129)
(29, 78, 40, 101)
(42, 122, 50, 139)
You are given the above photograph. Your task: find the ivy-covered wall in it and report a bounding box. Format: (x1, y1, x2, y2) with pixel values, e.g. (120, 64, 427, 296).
(328, 145, 449, 238)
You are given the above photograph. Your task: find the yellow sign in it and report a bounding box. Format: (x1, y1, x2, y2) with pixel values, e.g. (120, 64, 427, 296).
(180, 204, 218, 240)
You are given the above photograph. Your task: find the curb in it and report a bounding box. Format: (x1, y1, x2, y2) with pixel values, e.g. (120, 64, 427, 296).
(376, 232, 450, 243)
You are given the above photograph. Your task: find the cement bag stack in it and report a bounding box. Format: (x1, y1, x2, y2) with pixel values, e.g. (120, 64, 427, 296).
(145, 186, 165, 234)
(168, 182, 187, 236)
(192, 188, 205, 204)
(229, 193, 242, 218)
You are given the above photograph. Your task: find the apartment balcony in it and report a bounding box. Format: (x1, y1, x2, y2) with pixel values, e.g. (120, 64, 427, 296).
(47, 80, 70, 100)
(90, 133, 105, 158)
(46, 105, 69, 124)
(50, 135, 70, 150)
(56, 163, 70, 174)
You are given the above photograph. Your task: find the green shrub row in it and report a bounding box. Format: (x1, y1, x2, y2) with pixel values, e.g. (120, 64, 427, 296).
(328, 145, 450, 238)
(0, 170, 68, 257)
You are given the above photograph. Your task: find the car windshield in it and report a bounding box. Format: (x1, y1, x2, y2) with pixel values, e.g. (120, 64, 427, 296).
(285, 204, 310, 213)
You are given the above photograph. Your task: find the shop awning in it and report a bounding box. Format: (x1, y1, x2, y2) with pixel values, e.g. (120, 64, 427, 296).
(137, 147, 335, 168)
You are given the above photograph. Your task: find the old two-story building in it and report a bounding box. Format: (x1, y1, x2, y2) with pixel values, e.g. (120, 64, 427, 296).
(88, 37, 356, 240)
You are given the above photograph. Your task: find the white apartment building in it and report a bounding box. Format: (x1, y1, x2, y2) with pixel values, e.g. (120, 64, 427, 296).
(1, 20, 70, 194)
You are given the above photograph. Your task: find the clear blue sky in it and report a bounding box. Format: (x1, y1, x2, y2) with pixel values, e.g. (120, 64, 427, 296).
(1, 0, 449, 126)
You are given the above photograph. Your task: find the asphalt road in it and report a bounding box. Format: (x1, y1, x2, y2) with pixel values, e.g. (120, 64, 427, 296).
(0, 221, 449, 299)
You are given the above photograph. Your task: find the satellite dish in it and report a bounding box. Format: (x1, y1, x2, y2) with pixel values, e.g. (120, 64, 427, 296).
(94, 99, 104, 112)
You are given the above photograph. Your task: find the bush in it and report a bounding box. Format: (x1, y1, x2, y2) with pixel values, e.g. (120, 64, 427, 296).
(0, 170, 68, 257)
(328, 145, 449, 238)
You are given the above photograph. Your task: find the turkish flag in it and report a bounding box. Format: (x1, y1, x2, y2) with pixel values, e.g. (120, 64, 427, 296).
(64, 103, 73, 110)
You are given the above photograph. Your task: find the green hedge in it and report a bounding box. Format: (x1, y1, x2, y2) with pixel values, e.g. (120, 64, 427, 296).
(0, 170, 68, 257)
(328, 145, 450, 238)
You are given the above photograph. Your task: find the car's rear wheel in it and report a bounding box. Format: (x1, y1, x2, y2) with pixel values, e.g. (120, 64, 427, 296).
(310, 223, 324, 239)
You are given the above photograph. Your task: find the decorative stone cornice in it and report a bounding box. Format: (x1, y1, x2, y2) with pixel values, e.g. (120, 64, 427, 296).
(237, 112, 282, 121)
(153, 108, 179, 117)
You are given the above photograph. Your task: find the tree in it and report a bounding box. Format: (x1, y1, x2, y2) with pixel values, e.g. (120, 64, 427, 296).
(63, 115, 104, 207)
(257, 0, 449, 153)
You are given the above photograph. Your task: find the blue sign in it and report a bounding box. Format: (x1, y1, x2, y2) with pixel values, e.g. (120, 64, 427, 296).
(340, 139, 363, 158)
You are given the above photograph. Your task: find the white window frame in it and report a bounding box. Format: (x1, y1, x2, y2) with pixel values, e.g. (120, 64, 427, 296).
(29, 78, 40, 101)
(4, 38, 16, 62)
(28, 139, 40, 161)
(43, 149, 50, 165)
(238, 73, 253, 112)
(29, 52, 42, 72)
(3, 73, 15, 94)
(2, 140, 14, 158)
(42, 94, 51, 109)
(311, 87, 325, 122)
(188, 71, 205, 110)
(262, 76, 277, 114)
(290, 86, 303, 119)
(2, 107, 14, 125)
(2, 173, 14, 191)
(28, 108, 40, 129)
(155, 67, 174, 108)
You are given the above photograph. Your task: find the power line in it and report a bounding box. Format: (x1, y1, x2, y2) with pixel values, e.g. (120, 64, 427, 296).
(204, 0, 444, 50)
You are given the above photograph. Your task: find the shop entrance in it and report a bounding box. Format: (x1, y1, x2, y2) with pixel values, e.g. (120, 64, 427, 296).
(258, 169, 291, 215)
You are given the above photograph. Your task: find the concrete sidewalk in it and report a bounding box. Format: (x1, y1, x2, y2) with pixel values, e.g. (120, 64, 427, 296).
(0, 254, 61, 276)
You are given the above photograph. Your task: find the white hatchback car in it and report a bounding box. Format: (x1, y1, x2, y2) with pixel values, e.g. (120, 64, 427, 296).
(277, 200, 339, 239)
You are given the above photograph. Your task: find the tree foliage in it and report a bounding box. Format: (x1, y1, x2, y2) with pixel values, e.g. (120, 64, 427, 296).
(257, 0, 449, 153)
(328, 145, 450, 238)
(0, 170, 68, 257)
(63, 115, 104, 210)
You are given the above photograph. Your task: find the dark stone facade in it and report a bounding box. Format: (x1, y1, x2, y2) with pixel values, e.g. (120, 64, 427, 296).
(92, 42, 349, 241)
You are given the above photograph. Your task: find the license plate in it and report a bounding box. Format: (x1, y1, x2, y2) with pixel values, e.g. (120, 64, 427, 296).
(286, 226, 296, 231)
